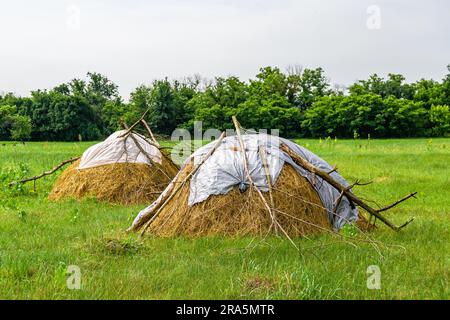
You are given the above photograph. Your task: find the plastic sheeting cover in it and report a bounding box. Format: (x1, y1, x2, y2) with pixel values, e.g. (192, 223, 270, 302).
(78, 130, 162, 170)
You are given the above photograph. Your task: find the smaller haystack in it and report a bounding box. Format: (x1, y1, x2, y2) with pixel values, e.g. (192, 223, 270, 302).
(48, 128, 178, 205)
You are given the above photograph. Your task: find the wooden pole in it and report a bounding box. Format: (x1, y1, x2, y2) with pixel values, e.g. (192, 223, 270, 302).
(258, 145, 278, 235)
(120, 120, 180, 175)
(119, 108, 151, 138)
(140, 120, 160, 146)
(232, 116, 288, 240)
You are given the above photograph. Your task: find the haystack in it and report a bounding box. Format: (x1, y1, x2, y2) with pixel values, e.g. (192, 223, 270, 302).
(130, 114, 417, 239)
(130, 131, 361, 237)
(48, 129, 178, 205)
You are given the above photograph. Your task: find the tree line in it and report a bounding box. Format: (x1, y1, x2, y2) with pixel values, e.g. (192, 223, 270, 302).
(1, 66, 449, 141)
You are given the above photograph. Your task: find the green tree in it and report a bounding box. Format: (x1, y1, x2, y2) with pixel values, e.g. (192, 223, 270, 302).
(286, 66, 331, 110)
(0, 105, 32, 141)
(127, 79, 199, 135)
(186, 76, 248, 131)
(27, 89, 101, 141)
(349, 73, 414, 99)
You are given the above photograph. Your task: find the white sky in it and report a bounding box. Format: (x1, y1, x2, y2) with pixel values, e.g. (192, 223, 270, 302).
(0, 0, 449, 100)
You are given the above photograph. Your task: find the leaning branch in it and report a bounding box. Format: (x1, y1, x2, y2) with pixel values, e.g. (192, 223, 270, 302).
(120, 121, 171, 180)
(119, 108, 151, 138)
(140, 120, 160, 146)
(232, 116, 287, 240)
(259, 145, 278, 235)
(280, 143, 415, 231)
(9, 156, 80, 186)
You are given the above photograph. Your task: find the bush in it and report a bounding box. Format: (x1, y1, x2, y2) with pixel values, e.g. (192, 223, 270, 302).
(0, 163, 32, 197)
(302, 94, 430, 138)
(428, 105, 450, 136)
(0, 105, 32, 141)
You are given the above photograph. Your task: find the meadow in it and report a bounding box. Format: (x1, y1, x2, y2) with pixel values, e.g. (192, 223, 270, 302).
(0, 138, 449, 299)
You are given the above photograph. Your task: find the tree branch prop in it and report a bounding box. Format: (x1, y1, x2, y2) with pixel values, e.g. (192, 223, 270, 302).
(138, 120, 178, 169)
(232, 116, 290, 241)
(140, 120, 160, 146)
(119, 108, 151, 138)
(333, 191, 345, 214)
(9, 156, 80, 187)
(258, 145, 278, 235)
(280, 143, 416, 231)
(120, 121, 171, 180)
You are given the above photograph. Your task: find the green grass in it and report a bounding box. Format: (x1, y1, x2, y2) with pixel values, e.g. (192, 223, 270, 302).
(0, 138, 449, 299)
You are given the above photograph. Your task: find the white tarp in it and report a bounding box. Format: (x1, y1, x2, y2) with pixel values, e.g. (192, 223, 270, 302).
(78, 130, 162, 170)
(133, 133, 359, 231)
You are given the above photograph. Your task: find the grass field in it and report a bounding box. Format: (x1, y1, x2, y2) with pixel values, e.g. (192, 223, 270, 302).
(0, 138, 449, 299)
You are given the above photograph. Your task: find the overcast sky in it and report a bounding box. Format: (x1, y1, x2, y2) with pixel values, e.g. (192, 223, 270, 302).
(0, 0, 449, 100)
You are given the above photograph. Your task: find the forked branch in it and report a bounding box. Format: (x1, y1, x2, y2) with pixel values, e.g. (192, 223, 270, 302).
(120, 121, 171, 180)
(377, 192, 417, 213)
(119, 108, 151, 138)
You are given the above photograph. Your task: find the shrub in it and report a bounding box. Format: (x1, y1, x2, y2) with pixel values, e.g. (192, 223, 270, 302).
(428, 105, 450, 136)
(0, 163, 32, 197)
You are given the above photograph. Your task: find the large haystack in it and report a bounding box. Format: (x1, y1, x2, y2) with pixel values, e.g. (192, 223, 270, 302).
(130, 132, 361, 237)
(49, 130, 178, 205)
(143, 162, 329, 237)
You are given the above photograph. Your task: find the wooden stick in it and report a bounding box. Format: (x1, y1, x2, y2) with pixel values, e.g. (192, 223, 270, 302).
(333, 190, 345, 214)
(121, 120, 172, 179)
(120, 119, 129, 130)
(259, 146, 275, 208)
(137, 131, 226, 235)
(232, 117, 252, 186)
(397, 217, 415, 230)
(9, 156, 80, 186)
(119, 108, 151, 138)
(128, 130, 171, 180)
(232, 116, 280, 235)
(140, 120, 160, 146)
(127, 173, 178, 232)
(135, 122, 179, 170)
(258, 145, 278, 235)
(280, 143, 415, 231)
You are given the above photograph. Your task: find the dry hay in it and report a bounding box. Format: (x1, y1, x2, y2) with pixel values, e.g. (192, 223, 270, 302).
(48, 157, 179, 205)
(146, 163, 333, 237)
